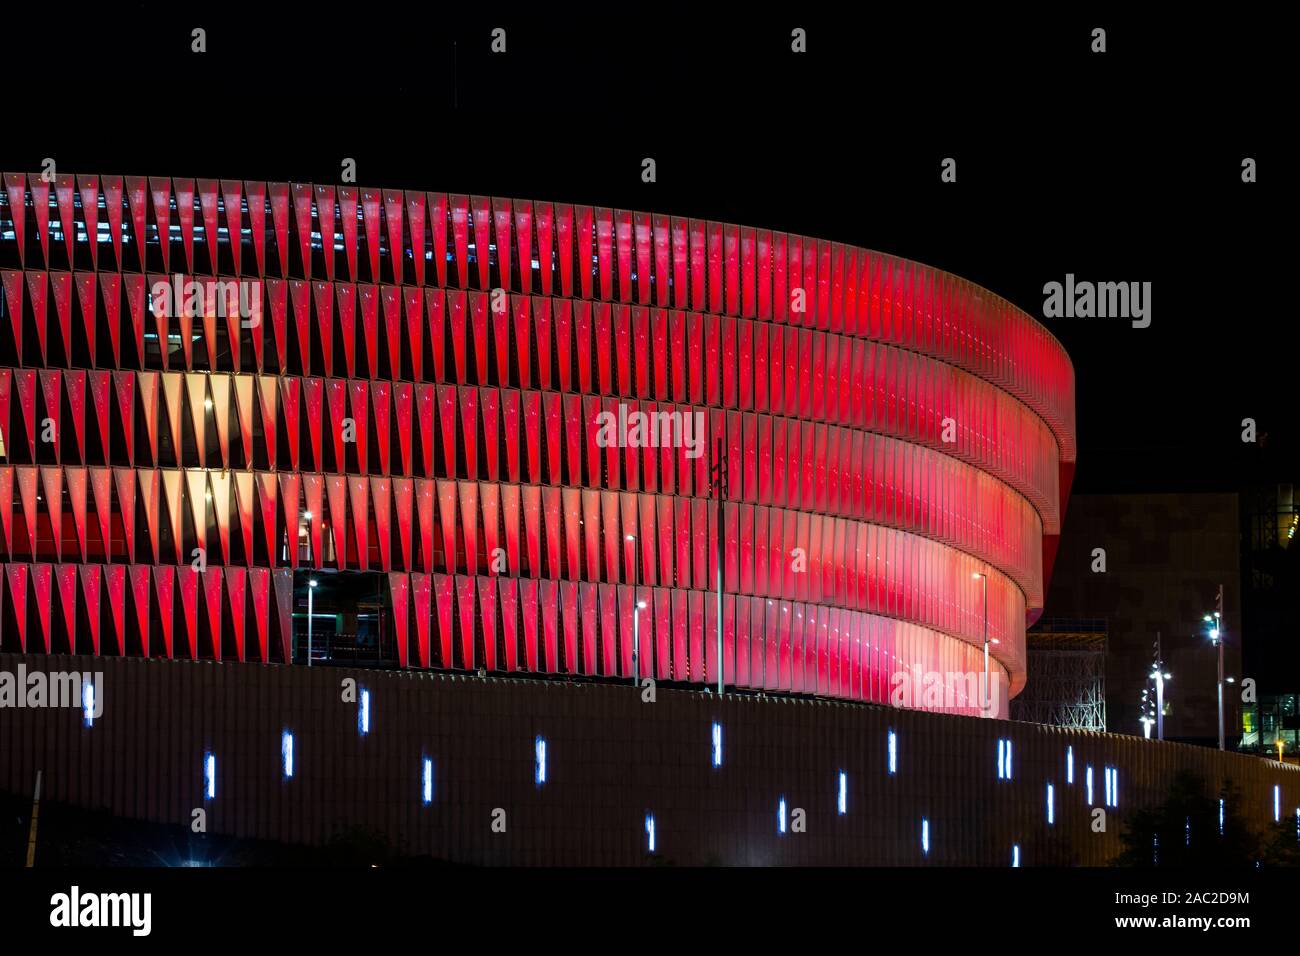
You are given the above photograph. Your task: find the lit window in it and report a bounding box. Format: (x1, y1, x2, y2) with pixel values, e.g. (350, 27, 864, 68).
(535, 736, 547, 786)
(1086, 766, 1094, 806)
(1012, 844, 1020, 867)
(921, 818, 930, 855)
(1046, 783, 1055, 824)
(282, 731, 295, 778)
(778, 798, 787, 835)
(645, 813, 656, 852)
(1066, 746, 1074, 785)
(1104, 767, 1118, 808)
(837, 771, 847, 815)
(711, 722, 723, 768)
(888, 730, 897, 775)
(204, 753, 216, 800)
(358, 688, 370, 736)
(422, 758, 434, 805)
(997, 739, 1013, 780)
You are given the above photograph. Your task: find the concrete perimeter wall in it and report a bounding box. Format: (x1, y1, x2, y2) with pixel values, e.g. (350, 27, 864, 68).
(2, 653, 1296, 865)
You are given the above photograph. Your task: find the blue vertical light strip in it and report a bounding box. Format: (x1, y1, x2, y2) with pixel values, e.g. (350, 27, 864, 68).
(711, 722, 723, 768)
(1274, 785, 1281, 822)
(1007, 740, 1013, 778)
(997, 740, 1005, 779)
(778, 798, 787, 835)
(82, 682, 95, 728)
(1066, 746, 1074, 784)
(645, 813, 656, 852)
(1219, 798, 1225, 835)
(534, 735, 547, 786)
(358, 688, 370, 736)
(281, 731, 295, 779)
(1012, 844, 1020, 867)
(1186, 816, 1191, 847)
(1046, 783, 1055, 824)
(1086, 766, 1094, 805)
(422, 758, 434, 805)
(921, 818, 930, 855)
(203, 753, 216, 800)
(837, 771, 847, 815)
(887, 730, 897, 775)
(1294, 807, 1299, 841)
(1110, 768, 1119, 808)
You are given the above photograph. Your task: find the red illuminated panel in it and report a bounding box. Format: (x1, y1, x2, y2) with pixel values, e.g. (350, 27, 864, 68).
(389, 572, 410, 670)
(154, 564, 175, 658)
(128, 564, 151, 657)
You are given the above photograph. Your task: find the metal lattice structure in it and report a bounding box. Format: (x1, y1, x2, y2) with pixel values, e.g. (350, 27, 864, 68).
(1011, 622, 1107, 730)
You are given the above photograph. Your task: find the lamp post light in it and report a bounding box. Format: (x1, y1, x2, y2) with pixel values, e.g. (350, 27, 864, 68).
(307, 577, 318, 666)
(1150, 667, 1172, 741)
(302, 509, 316, 667)
(1154, 632, 1175, 743)
(1205, 582, 1226, 751)
(627, 534, 639, 683)
(972, 572, 989, 715)
(302, 510, 313, 567)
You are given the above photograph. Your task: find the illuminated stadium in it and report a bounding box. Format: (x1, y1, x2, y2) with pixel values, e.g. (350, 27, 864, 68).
(0, 172, 1076, 719)
(4, 170, 1299, 869)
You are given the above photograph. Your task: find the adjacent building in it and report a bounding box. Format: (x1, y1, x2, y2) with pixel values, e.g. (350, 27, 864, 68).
(1039, 493, 1242, 745)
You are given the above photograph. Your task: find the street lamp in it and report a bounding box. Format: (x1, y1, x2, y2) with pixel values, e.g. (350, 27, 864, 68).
(307, 578, 318, 666)
(1205, 583, 1226, 751)
(972, 572, 989, 715)
(626, 534, 639, 683)
(302, 508, 317, 666)
(1149, 666, 1172, 741)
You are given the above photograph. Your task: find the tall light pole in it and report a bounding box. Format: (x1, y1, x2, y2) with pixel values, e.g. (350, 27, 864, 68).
(1205, 583, 1226, 751)
(303, 509, 315, 666)
(1147, 632, 1172, 741)
(626, 534, 639, 683)
(307, 577, 318, 666)
(973, 572, 989, 715)
(710, 436, 726, 696)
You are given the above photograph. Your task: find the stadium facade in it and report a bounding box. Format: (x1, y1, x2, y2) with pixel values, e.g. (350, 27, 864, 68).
(0, 171, 1076, 718)
(4, 172, 1298, 868)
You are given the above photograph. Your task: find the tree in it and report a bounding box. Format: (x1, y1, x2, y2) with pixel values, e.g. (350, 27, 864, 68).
(1112, 772, 1264, 866)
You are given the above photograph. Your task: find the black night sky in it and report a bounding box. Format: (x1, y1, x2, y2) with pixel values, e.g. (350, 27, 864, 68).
(4, 8, 1292, 493)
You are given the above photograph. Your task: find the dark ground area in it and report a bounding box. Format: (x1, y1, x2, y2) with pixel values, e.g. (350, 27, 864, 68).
(0, 789, 461, 867)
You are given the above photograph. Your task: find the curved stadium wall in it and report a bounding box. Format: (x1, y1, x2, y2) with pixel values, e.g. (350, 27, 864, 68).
(0, 173, 1075, 719)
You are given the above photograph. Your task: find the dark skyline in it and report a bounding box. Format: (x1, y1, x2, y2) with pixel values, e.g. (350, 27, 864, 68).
(6, 10, 1289, 496)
